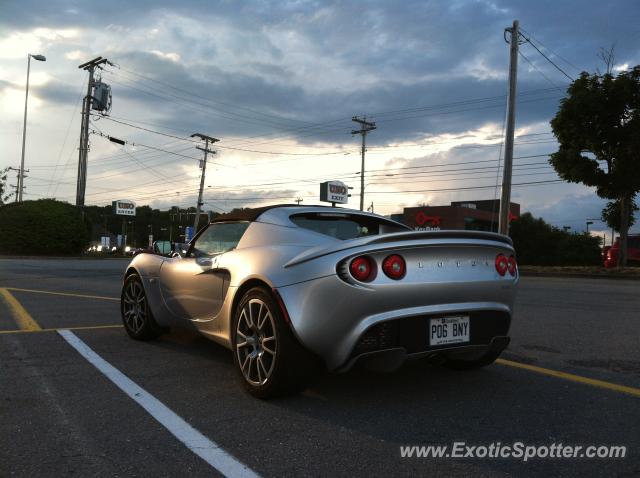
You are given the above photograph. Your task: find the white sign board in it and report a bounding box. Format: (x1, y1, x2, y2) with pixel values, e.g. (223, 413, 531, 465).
(320, 181, 349, 204)
(112, 199, 136, 216)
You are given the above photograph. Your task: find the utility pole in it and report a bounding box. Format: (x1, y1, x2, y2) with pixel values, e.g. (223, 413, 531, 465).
(498, 20, 520, 235)
(352, 116, 376, 211)
(8, 167, 26, 202)
(192, 133, 219, 232)
(295, 197, 303, 205)
(76, 57, 108, 207)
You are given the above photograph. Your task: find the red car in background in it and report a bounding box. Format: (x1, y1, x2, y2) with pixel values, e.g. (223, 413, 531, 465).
(603, 234, 640, 267)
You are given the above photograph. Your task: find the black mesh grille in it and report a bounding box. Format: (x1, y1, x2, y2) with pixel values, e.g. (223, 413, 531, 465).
(352, 321, 399, 355)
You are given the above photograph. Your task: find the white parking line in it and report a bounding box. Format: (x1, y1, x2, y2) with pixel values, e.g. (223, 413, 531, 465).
(58, 330, 260, 478)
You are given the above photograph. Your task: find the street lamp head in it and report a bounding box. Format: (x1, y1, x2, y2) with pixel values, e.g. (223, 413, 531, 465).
(30, 54, 46, 61)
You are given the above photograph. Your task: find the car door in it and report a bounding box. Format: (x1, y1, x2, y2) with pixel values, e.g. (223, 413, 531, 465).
(158, 222, 249, 321)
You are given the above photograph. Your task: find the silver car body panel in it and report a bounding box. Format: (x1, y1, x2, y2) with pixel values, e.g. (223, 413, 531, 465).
(124, 206, 518, 370)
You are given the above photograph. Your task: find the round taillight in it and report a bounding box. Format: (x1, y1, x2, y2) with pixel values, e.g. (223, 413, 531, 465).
(495, 254, 508, 276)
(349, 256, 376, 282)
(382, 254, 406, 280)
(507, 255, 517, 276)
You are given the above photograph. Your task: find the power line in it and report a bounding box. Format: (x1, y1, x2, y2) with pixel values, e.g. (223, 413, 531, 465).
(519, 27, 584, 74)
(519, 30, 574, 81)
(361, 154, 553, 174)
(112, 65, 316, 127)
(47, 72, 88, 197)
(518, 50, 567, 91)
(363, 163, 553, 182)
(366, 170, 558, 187)
(96, 115, 353, 156)
(105, 62, 564, 149)
(94, 111, 557, 164)
(366, 179, 564, 194)
(89, 129, 230, 166)
(74, 162, 554, 203)
(90, 122, 175, 182)
(103, 69, 305, 131)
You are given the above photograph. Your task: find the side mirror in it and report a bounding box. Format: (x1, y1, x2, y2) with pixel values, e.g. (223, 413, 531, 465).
(172, 243, 189, 257)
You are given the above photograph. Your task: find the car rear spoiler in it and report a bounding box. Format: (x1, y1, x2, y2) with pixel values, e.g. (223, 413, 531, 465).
(284, 230, 513, 268)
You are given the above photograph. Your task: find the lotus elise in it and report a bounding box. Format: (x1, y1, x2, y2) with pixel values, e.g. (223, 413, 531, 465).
(121, 205, 518, 398)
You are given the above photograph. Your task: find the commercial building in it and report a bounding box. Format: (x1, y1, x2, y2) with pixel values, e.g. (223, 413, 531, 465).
(392, 199, 520, 232)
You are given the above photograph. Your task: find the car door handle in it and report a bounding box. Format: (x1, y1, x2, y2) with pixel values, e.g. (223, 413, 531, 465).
(196, 257, 214, 267)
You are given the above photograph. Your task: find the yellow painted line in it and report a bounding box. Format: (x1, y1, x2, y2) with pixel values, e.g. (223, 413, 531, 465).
(497, 358, 640, 398)
(6, 287, 119, 302)
(0, 288, 42, 331)
(0, 324, 123, 335)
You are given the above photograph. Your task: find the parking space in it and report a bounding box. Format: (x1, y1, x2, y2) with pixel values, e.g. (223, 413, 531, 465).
(5, 288, 120, 330)
(0, 258, 638, 477)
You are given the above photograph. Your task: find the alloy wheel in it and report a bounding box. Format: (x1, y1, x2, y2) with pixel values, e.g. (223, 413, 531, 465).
(236, 298, 277, 385)
(122, 279, 147, 334)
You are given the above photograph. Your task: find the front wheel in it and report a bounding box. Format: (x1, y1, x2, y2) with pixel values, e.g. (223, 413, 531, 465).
(121, 273, 164, 340)
(232, 287, 316, 399)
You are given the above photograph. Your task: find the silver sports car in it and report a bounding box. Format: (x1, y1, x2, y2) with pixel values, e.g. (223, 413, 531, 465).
(121, 205, 518, 398)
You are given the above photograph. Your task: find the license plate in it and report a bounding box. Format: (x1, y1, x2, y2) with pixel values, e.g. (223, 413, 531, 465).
(429, 316, 470, 346)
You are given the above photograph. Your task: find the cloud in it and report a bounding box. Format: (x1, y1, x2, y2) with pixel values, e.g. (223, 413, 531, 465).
(1, 0, 639, 222)
(64, 49, 86, 60)
(149, 50, 180, 62)
(0, 27, 78, 59)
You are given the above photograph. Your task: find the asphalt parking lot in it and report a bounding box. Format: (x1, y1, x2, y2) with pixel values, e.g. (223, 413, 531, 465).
(1, 258, 638, 477)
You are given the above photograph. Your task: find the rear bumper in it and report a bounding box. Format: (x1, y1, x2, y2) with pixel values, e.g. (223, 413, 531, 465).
(342, 310, 510, 371)
(277, 274, 516, 370)
(340, 335, 511, 372)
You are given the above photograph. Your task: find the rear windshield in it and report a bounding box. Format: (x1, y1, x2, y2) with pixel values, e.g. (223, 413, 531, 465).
(290, 212, 409, 240)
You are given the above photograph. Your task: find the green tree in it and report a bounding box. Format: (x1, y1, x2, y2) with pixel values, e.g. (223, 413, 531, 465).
(0, 167, 11, 204)
(550, 66, 640, 266)
(509, 212, 601, 266)
(601, 198, 637, 233)
(0, 199, 88, 255)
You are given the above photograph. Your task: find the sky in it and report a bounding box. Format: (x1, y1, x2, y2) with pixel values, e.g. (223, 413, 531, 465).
(1, 0, 639, 242)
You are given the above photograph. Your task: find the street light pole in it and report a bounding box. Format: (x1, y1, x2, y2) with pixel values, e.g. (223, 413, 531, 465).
(18, 53, 46, 202)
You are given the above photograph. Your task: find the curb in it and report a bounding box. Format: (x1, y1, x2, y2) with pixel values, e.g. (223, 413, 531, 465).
(519, 271, 639, 281)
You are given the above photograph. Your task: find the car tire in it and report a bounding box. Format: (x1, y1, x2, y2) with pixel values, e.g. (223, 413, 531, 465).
(121, 273, 164, 341)
(441, 348, 503, 371)
(231, 287, 317, 399)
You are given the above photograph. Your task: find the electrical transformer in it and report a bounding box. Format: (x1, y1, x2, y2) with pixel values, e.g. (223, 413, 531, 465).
(92, 81, 112, 112)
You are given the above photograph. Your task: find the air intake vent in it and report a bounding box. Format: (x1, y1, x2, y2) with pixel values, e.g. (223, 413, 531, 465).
(352, 321, 399, 355)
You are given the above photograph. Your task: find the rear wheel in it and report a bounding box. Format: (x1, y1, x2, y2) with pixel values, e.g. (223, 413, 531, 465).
(121, 273, 164, 340)
(232, 287, 316, 399)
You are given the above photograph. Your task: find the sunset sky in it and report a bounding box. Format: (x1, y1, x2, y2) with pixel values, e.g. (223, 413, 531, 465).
(1, 0, 639, 240)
